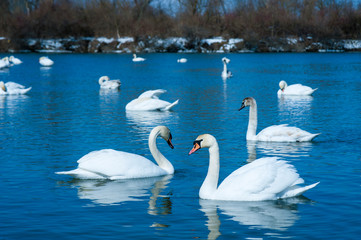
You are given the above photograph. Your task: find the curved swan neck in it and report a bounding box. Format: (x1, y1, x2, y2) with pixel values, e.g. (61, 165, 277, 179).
(200, 140, 220, 199)
(247, 99, 258, 140)
(148, 127, 174, 174)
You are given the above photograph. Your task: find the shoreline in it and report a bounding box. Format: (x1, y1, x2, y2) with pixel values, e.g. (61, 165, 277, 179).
(1, 36, 360, 53)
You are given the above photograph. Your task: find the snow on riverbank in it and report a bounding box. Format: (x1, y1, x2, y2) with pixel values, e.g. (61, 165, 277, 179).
(1, 36, 360, 53)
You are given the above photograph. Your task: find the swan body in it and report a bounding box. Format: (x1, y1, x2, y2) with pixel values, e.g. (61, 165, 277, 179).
(177, 58, 187, 63)
(221, 57, 232, 79)
(132, 54, 145, 62)
(98, 76, 121, 89)
(39, 56, 54, 66)
(0, 81, 32, 95)
(278, 80, 317, 96)
(126, 89, 179, 111)
(56, 126, 174, 180)
(239, 97, 319, 142)
(189, 134, 319, 201)
(9, 56, 22, 65)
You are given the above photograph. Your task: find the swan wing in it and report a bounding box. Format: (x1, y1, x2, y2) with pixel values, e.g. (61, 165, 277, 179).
(5, 82, 26, 89)
(57, 149, 167, 179)
(138, 89, 166, 99)
(284, 84, 316, 95)
(126, 98, 177, 111)
(217, 157, 307, 201)
(257, 124, 319, 142)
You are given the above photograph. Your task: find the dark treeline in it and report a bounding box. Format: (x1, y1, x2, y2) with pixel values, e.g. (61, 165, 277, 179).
(1, 0, 360, 41)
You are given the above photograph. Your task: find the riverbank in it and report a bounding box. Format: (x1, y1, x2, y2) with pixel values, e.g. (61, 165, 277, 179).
(1, 36, 361, 53)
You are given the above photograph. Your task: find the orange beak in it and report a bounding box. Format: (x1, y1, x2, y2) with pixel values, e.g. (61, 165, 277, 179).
(189, 142, 201, 155)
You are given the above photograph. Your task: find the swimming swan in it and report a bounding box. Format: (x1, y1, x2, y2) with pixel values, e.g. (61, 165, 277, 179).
(98, 76, 121, 89)
(0, 81, 32, 95)
(39, 56, 54, 66)
(189, 133, 319, 201)
(132, 54, 146, 62)
(56, 126, 174, 180)
(0, 57, 11, 68)
(9, 56, 22, 65)
(126, 89, 179, 111)
(278, 80, 317, 96)
(221, 57, 232, 79)
(239, 97, 319, 142)
(177, 58, 187, 63)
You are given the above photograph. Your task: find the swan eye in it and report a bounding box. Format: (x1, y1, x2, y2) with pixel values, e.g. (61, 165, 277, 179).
(193, 139, 203, 148)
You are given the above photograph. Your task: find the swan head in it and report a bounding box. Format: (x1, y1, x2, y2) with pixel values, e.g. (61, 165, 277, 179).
(279, 80, 287, 91)
(238, 97, 256, 110)
(222, 57, 230, 64)
(155, 126, 174, 149)
(0, 81, 6, 92)
(98, 76, 110, 85)
(189, 134, 216, 155)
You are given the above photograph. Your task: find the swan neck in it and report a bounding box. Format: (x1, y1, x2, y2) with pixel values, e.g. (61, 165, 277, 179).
(148, 128, 174, 174)
(200, 142, 220, 199)
(223, 62, 227, 72)
(247, 100, 258, 140)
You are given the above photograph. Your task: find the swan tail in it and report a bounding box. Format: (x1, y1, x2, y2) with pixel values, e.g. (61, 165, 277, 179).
(163, 99, 179, 111)
(298, 133, 320, 142)
(56, 168, 105, 179)
(280, 182, 320, 199)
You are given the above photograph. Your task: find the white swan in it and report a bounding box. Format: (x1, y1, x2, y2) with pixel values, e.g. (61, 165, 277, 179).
(132, 54, 146, 62)
(278, 80, 317, 96)
(0, 57, 11, 69)
(39, 56, 54, 66)
(177, 58, 187, 63)
(56, 126, 174, 180)
(0, 81, 32, 95)
(126, 89, 179, 111)
(9, 56, 22, 65)
(189, 134, 319, 201)
(98, 76, 121, 89)
(239, 97, 320, 142)
(221, 57, 232, 79)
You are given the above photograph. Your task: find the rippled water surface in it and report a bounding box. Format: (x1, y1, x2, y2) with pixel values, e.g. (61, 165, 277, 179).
(1, 53, 360, 239)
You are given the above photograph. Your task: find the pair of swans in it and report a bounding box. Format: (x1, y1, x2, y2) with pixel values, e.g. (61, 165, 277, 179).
(39, 56, 54, 66)
(126, 89, 179, 111)
(240, 97, 320, 142)
(221, 57, 232, 79)
(98, 76, 121, 89)
(278, 80, 317, 96)
(132, 54, 146, 62)
(57, 126, 318, 201)
(0, 81, 32, 95)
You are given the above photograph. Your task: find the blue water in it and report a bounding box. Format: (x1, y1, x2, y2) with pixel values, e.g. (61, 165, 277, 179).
(1, 53, 360, 239)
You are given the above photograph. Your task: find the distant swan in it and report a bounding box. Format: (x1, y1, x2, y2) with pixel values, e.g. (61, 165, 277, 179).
(98, 76, 121, 89)
(221, 57, 232, 79)
(0, 81, 32, 95)
(132, 54, 146, 62)
(126, 89, 179, 111)
(0, 57, 11, 68)
(39, 56, 54, 66)
(278, 80, 317, 96)
(56, 126, 175, 180)
(239, 97, 319, 142)
(177, 58, 187, 63)
(9, 56, 22, 65)
(189, 133, 319, 201)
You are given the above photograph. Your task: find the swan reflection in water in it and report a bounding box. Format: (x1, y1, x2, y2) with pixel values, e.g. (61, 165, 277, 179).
(59, 175, 172, 211)
(126, 110, 178, 135)
(246, 140, 313, 162)
(0, 94, 30, 117)
(200, 197, 311, 239)
(278, 95, 313, 119)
